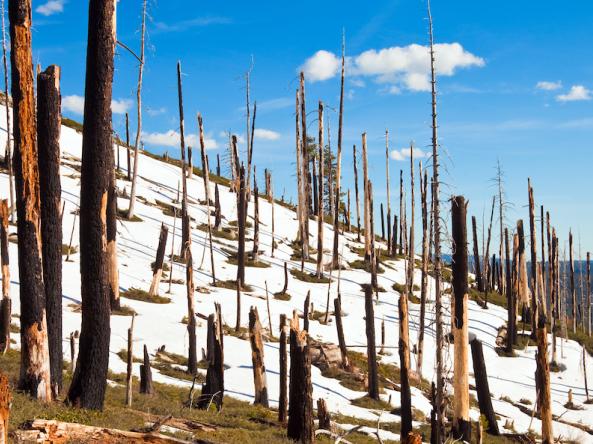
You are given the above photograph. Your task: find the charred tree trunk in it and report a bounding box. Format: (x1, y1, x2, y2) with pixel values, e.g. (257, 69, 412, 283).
(536, 297, 553, 443)
(470, 338, 499, 435)
(505, 228, 515, 352)
(362, 133, 370, 260)
(249, 307, 269, 407)
(125, 113, 131, 181)
(287, 322, 313, 443)
(528, 180, 538, 336)
(399, 249, 412, 437)
(185, 245, 197, 376)
(187, 146, 193, 179)
(417, 167, 428, 378)
(472, 216, 483, 292)
(237, 166, 246, 287)
(198, 306, 224, 410)
(252, 169, 260, 262)
(149, 224, 169, 296)
(483, 196, 496, 306)
(139, 344, 153, 395)
(569, 230, 576, 333)
(9, 0, 51, 402)
(316, 101, 324, 278)
(353, 144, 361, 243)
(0, 200, 9, 354)
(198, 113, 215, 285)
(364, 286, 379, 400)
(125, 315, 134, 407)
(303, 291, 310, 333)
(214, 183, 221, 230)
(380, 203, 385, 241)
(451, 196, 470, 443)
(37, 65, 63, 397)
(278, 314, 288, 424)
(300, 72, 311, 247)
(334, 297, 350, 370)
(385, 130, 391, 255)
(177, 62, 190, 262)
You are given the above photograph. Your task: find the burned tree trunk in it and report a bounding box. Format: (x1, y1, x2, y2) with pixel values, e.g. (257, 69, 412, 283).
(536, 298, 553, 443)
(214, 183, 221, 230)
(186, 247, 197, 375)
(385, 130, 391, 255)
(125, 113, 131, 181)
(472, 216, 483, 292)
(300, 72, 311, 247)
(399, 247, 413, 437)
(125, 315, 134, 407)
(1, 0, 14, 224)
(107, 158, 119, 311)
(139, 344, 153, 395)
(362, 133, 370, 260)
(237, 166, 246, 287)
(470, 338, 499, 435)
(303, 291, 310, 333)
(483, 196, 496, 307)
(334, 297, 350, 370)
(528, 180, 538, 335)
(9, 0, 51, 402)
(451, 196, 470, 443)
(252, 169, 260, 262)
(569, 230, 576, 333)
(353, 144, 361, 243)
(0, 200, 9, 354)
(364, 286, 379, 400)
(177, 61, 190, 262)
(417, 167, 428, 378)
(317, 398, 331, 431)
(249, 307, 268, 407)
(278, 314, 288, 424)
(316, 101, 324, 278)
(149, 224, 169, 296)
(505, 228, 515, 353)
(187, 146, 193, 179)
(37, 65, 63, 397)
(235, 283, 241, 333)
(287, 322, 313, 443)
(198, 307, 224, 410)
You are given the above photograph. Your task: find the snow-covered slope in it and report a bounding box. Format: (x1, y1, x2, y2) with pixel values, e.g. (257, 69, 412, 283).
(0, 110, 591, 442)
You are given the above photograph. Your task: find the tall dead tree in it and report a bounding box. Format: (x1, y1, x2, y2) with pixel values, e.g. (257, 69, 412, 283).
(364, 286, 379, 400)
(451, 196, 470, 442)
(407, 145, 415, 297)
(237, 166, 246, 287)
(198, 113, 216, 285)
(496, 160, 506, 295)
(149, 224, 169, 296)
(332, 34, 345, 269)
(385, 130, 392, 256)
(295, 89, 308, 260)
(587, 252, 591, 336)
(569, 230, 576, 333)
(353, 144, 361, 242)
(252, 167, 260, 262)
(287, 321, 313, 443)
(505, 228, 515, 352)
(198, 306, 224, 410)
(186, 247, 197, 375)
(483, 196, 496, 305)
(127, 0, 147, 220)
(1, 0, 13, 221)
(428, 2, 445, 439)
(300, 72, 311, 244)
(67, 0, 116, 409)
(334, 296, 350, 370)
(9, 0, 51, 402)
(278, 314, 288, 424)
(249, 307, 268, 407)
(0, 200, 9, 354)
(472, 216, 483, 292)
(37, 65, 63, 397)
(362, 133, 370, 260)
(417, 166, 428, 377)
(470, 338, 499, 435)
(535, 271, 553, 443)
(177, 61, 190, 262)
(528, 180, 538, 335)
(316, 101, 324, 278)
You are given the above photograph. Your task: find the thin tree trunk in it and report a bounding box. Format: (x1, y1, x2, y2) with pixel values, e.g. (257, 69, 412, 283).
(278, 314, 288, 424)
(214, 183, 221, 230)
(332, 34, 345, 269)
(0, 200, 9, 354)
(125, 112, 131, 181)
(334, 296, 350, 370)
(198, 114, 216, 285)
(300, 72, 311, 248)
(252, 168, 260, 262)
(417, 166, 428, 378)
(451, 196, 470, 442)
(470, 338, 499, 435)
(107, 151, 120, 311)
(186, 245, 197, 375)
(295, 89, 308, 260)
(569, 230, 576, 333)
(472, 216, 483, 292)
(505, 228, 515, 352)
(139, 344, 153, 395)
(176, 62, 190, 262)
(37, 65, 63, 397)
(535, 275, 553, 443)
(235, 280, 241, 333)
(167, 183, 178, 294)
(1, 0, 13, 223)
(353, 144, 361, 243)
(249, 307, 269, 407)
(149, 224, 169, 296)
(483, 196, 496, 306)
(9, 0, 52, 402)
(127, 0, 146, 220)
(380, 203, 385, 241)
(316, 101, 324, 278)
(303, 291, 310, 333)
(587, 251, 591, 336)
(125, 315, 134, 407)
(528, 180, 538, 336)
(237, 166, 246, 287)
(287, 321, 313, 443)
(0, 372, 8, 444)
(67, 0, 116, 409)
(364, 286, 379, 400)
(385, 130, 391, 256)
(362, 133, 370, 261)
(399, 240, 413, 438)
(198, 307, 224, 410)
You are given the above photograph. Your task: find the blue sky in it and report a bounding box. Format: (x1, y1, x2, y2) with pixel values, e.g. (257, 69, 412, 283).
(30, 0, 593, 254)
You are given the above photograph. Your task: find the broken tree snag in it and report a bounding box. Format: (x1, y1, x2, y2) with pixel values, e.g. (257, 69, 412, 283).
(483, 196, 496, 306)
(331, 35, 344, 269)
(470, 338, 499, 435)
(299, 72, 311, 246)
(214, 183, 221, 230)
(316, 100, 324, 278)
(471, 216, 483, 292)
(69, 331, 78, 374)
(107, 158, 120, 311)
(399, 236, 413, 439)
(516, 220, 530, 324)
(451, 196, 470, 443)
(237, 165, 246, 287)
(353, 144, 361, 243)
(362, 133, 370, 260)
(528, 179, 538, 335)
(0, 200, 10, 354)
(295, 90, 308, 261)
(235, 282, 241, 333)
(569, 230, 576, 333)
(417, 166, 428, 378)
(303, 291, 310, 332)
(186, 248, 197, 375)
(249, 306, 269, 407)
(317, 398, 331, 431)
(139, 344, 153, 395)
(287, 324, 314, 443)
(177, 61, 190, 262)
(198, 310, 224, 410)
(278, 314, 288, 425)
(125, 315, 134, 407)
(149, 224, 169, 296)
(187, 146, 193, 178)
(333, 297, 350, 370)
(37, 65, 63, 397)
(536, 308, 553, 442)
(385, 130, 391, 254)
(0, 373, 8, 444)
(392, 214, 398, 256)
(252, 168, 260, 262)
(380, 203, 385, 240)
(125, 113, 131, 181)
(364, 286, 379, 400)
(9, 0, 51, 402)
(505, 228, 515, 352)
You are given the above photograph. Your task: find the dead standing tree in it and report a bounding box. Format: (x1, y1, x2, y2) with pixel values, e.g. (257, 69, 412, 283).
(127, 0, 147, 220)
(417, 165, 428, 378)
(177, 61, 190, 262)
(1, 0, 13, 221)
(353, 144, 361, 243)
(198, 113, 216, 285)
(0, 200, 9, 354)
(67, 0, 116, 409)
(364, 286, 379, 400)
(37, 65, 63, 397)
(362, 133, 370, 261)
(9, 0, 51, 402)
(198, 305, 224, 410)
(528, 179, 538, 335)
(451, 196, 471, 442)
(385, 130, 392, 255)
(148, 224, 169, 296)
(249, 307, 269, 407)
(316, 100, 324, 278)
(237, 166, 246, 287)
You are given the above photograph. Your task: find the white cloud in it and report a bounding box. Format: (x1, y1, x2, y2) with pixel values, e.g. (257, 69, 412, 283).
(301, 50, 340, 82)
(62, 95, 85, 115)
(301, 43, 484, 92)
(556, 85, 592, 102)
(254, 128, 280, 141)
(536, 81, 562, 91)
(142, 130, 218, 150)
(36, 0, 65, 16)
(390, 147, 428, 161)
(147, 107, 166, 117)
(62, 95, 132, 115)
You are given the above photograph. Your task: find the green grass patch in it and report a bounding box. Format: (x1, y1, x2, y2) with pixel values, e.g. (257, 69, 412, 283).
(197, 223, 237, 241)
(348, 259, 384, 274)
(290, 268, 331, 284)
(228, 219, 252, 228)
(360, 283, 386, 293)
(116, 348, 142, 364)
(117, 208, 143, 222)
(61, 244, 78, 255)
(121, 287, 171, 304)
(111, 305, 137, 316)
(226, 252, 271, 269)
(351, 395, 392, 410)
(216, 280, 254, 292)
(273, 292, 291, 301)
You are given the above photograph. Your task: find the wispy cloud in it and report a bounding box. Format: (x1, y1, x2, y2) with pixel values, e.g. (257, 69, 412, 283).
(258, 97, 292, 111)
(390, 147, 428, 161)
(556, 85, 592, 102)
(254, 129, 280, 141)
(143, 130, 218, 149)
(536, 80, 562, 91)
(300, 43, 484, 92)
(36, 0, 65, 16)
(147, 107, 167, 117)
(63, 95, 132, 116)
(154, 16, 231, 33)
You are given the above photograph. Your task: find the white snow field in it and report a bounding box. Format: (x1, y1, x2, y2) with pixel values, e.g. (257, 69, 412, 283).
(0, 111, 591, 442)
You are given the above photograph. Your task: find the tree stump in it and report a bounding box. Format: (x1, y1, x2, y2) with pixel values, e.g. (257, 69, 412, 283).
(249, 307, 268, 407)
(198, 307, 224, 410)
(317, 398, 331, 431)
(149, 224, 169, 296)
(470, 338, 499, 435)
(140, 345, 153, 395)
(287, 322, 313, 443)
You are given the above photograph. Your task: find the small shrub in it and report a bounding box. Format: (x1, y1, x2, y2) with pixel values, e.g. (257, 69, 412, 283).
(290, 268, 331, 284)
(121, 287, 171, 304)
